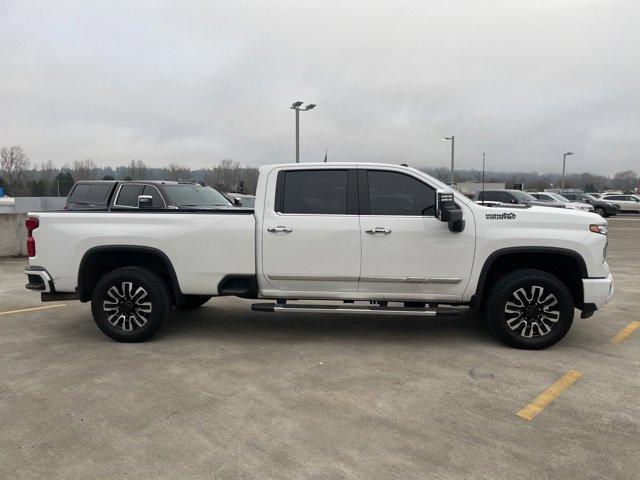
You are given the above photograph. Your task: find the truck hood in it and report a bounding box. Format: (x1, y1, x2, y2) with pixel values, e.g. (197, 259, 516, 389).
(475, 203, 604, 226)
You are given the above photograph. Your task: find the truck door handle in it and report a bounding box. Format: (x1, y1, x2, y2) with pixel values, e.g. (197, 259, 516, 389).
(267, 226, 293, 233)
(365, 227, 392, 234)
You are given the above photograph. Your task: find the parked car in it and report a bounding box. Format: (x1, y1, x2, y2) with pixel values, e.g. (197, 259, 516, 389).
(561, 193, 618, 218)
(224, 192, 256, 208)
(601, 194, 640, 213)
(530, 192, 594, 212)
(24, 163, 612, 349)
(65, 180, 233, 210)
(477, 189, 566, 208)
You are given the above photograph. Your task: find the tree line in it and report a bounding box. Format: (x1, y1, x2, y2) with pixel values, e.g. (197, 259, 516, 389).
(423, 166, 639, 193)
(0, 146, 259, 197)
(1, 144, 638, 197)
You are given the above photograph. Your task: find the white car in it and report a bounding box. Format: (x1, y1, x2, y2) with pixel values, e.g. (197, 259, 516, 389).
(531, 192, 594, 212)
(601, 194, 640, 212)
(23, 162, 613, 349)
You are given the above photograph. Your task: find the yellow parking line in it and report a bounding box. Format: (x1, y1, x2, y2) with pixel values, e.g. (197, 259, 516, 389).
(516, 370, 583, 421)
(0, 304, 66, 316)
(610, 321, 640, 344)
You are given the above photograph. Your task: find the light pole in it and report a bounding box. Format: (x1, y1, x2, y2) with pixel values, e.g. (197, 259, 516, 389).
(561, 151, 574, 190)
(442, 136, 455, 187)
(291, 101, 316, 163)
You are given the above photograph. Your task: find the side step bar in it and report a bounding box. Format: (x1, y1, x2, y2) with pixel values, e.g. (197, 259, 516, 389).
(251, 303, 460, 318)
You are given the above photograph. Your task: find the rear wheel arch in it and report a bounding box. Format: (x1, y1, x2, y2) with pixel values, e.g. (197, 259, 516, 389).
(472, 247, 587, 312)
(77, 246, 182, 303)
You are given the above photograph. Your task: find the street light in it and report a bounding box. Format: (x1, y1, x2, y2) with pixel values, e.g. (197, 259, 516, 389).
(291, 101, 317, 163)
(442, 136, 455, 187)
(561, 151, 574, 190)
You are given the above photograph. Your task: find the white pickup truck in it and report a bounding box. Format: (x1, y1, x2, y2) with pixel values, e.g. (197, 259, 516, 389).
(24, 163, 614, 349)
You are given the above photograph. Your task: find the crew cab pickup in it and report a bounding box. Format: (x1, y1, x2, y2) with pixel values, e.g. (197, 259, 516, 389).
(24, 163, 614, 349)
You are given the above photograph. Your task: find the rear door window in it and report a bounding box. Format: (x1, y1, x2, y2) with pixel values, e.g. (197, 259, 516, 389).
(86, 184, 113, 204)
(116, 185, 144, 207)
(279, 170, 349, 214)
(481, 192, 498, 202)
(68, 184, 90, 202)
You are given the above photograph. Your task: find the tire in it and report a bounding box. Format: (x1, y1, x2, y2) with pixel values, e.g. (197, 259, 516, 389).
(485, 268, 574, 349)
(595, 207, 607, 217)
(176, 295, 212, 310)
(91, 267, 171, 342)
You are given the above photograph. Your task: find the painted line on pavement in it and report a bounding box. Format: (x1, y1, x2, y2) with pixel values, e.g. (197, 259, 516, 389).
(516, 370, 583, 421)
(0, 304, 66, 316)
(610, 321, 640, 344)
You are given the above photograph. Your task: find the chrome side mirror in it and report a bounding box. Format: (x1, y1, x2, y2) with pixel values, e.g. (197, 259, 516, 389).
(137, 195, 153, 208)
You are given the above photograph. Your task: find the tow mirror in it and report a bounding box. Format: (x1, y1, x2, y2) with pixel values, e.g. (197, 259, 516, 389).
(137, 195, 153, 208)
(436, 191, 465, 233)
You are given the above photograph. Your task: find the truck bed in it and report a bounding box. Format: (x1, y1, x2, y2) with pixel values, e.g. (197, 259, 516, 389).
(29, 211, 256, 295)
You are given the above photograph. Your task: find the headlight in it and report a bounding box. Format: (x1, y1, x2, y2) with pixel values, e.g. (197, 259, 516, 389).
(589, 224, 608, 235)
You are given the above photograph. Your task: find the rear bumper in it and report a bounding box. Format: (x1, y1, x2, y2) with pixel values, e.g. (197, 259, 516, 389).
(25, 266, 79, 302)
(583, 273, 614, 309)
(24, 266, 54, 293)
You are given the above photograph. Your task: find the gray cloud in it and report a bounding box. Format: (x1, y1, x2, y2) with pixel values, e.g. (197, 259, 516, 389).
(1, 0, 638, 175)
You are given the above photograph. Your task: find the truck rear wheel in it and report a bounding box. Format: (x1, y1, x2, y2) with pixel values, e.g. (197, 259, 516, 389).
(90, 267, 171, 342)
(485, 268, 574, 349)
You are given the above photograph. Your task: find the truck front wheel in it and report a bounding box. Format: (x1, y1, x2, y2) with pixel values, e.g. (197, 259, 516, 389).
(90, 267, 171, 342)
(485, 268, 574, 349)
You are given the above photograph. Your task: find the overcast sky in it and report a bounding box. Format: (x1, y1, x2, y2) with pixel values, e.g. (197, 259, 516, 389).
(1, 0, 638, 175)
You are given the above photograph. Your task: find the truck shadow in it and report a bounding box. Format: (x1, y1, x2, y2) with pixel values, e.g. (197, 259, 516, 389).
(161, 301, 496, 346)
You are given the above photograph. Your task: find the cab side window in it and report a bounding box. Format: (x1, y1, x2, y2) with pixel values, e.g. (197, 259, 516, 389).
(116, 185, 143, 207)
(366, 171, 436, 216)
(142, 185, 165, 207)
(499, 192, 515, 203)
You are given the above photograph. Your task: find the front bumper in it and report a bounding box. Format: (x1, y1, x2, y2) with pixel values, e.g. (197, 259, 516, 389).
(583, 273, 614, 309)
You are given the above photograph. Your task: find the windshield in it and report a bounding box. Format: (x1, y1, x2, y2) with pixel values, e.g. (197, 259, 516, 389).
(547, 193, 571, 203)
(164, 185, 232, 207)
(511, 190, 536, 202)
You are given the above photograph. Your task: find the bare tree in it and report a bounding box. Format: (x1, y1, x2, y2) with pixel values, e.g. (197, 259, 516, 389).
(167, 162, 191, 181)
(126, 159, 148, 180)
(612, 170, 639, 192)
(0, 145, 30, 195)
(73, 158, 98, 180)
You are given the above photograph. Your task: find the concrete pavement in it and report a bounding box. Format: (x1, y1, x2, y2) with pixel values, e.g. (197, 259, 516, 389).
(1, 216, 638, 479)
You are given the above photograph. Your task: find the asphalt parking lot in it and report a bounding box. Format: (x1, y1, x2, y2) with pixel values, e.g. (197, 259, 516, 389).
(1, 216, 638, 480)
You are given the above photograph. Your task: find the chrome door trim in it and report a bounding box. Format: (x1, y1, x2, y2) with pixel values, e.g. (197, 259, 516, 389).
(268, 274, 358, 282)
(359, 276, 461, 284)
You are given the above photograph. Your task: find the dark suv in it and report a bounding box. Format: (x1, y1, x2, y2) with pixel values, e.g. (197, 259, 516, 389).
(561, 193, 618, 217)
(65, 180, 234, 211)
(476, 189, 564, 208)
